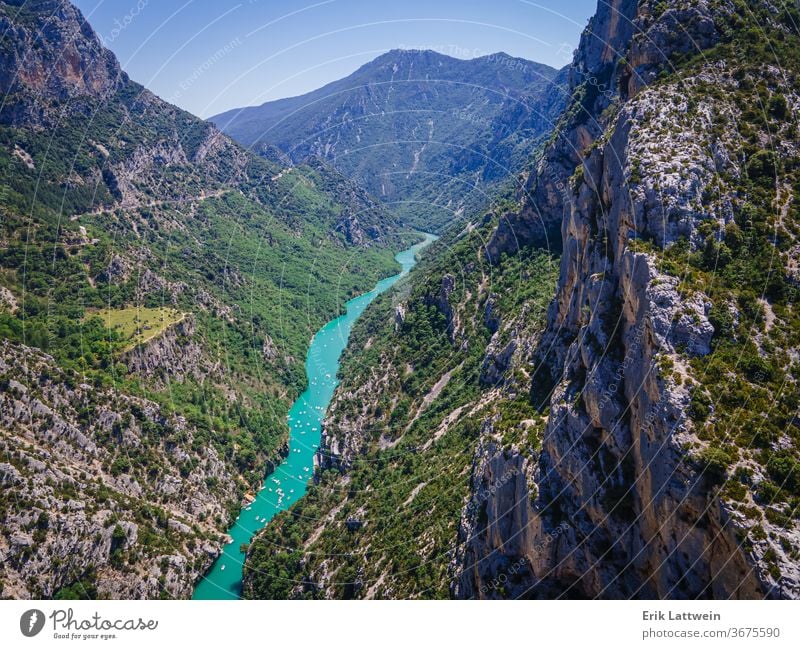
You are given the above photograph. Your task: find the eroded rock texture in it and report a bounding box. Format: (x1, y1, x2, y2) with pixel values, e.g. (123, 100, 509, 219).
(455, 0, 799, 599)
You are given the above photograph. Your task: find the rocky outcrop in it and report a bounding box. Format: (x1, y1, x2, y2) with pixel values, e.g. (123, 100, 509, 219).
(318, 347, 401, 471)
(305, 157, 399, 247)
(456, 0, 798, 599)
(124, 315, 212, 386)
(485, 0, 726, 259)
(479, 338, 517, 387)
(425, 274, 456, 339)
(0, 0, 126, 125)
(0, 285, 17, 312)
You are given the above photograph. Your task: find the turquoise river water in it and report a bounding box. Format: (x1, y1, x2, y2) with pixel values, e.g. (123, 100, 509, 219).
(192, 233, 436, 599)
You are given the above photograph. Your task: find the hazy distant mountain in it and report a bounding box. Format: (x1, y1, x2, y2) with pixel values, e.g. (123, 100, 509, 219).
(212, 49, 569, 232)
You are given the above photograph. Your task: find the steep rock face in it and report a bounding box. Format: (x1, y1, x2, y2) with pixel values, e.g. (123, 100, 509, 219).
(456, 0, 799, 599)
(124, 315, 210, 387)
(485, 0, 723, 256)
(0, 0, 125, 124)
(486, 0, 639, 257)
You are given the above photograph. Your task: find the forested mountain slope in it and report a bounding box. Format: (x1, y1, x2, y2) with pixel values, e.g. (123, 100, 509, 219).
(243, 0, 800, 599)
(0, 0, 405, 599)
(212, 49, 569, 233)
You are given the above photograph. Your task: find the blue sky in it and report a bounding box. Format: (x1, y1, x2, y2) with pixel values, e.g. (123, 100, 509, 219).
(73, 0, 597, 118)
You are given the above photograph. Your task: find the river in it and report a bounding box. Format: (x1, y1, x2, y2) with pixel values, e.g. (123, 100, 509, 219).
(192, 232, 437, 599)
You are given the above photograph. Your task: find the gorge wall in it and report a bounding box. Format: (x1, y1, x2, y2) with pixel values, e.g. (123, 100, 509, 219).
(456, 0, 800, 599)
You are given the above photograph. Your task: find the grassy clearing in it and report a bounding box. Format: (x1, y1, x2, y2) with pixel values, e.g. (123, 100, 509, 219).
(88, 306, 185, 351)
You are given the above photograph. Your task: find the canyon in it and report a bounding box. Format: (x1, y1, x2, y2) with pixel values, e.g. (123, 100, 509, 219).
(1, 0, 799, 601)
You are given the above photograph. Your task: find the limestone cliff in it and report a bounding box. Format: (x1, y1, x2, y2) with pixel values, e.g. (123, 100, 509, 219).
(0, 0, 125, 125)
(456, 0, 800, 599)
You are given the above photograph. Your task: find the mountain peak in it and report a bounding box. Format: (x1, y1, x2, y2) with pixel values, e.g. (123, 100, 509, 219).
(211, 47, 567, 233)
(363, 47, 554, 75)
